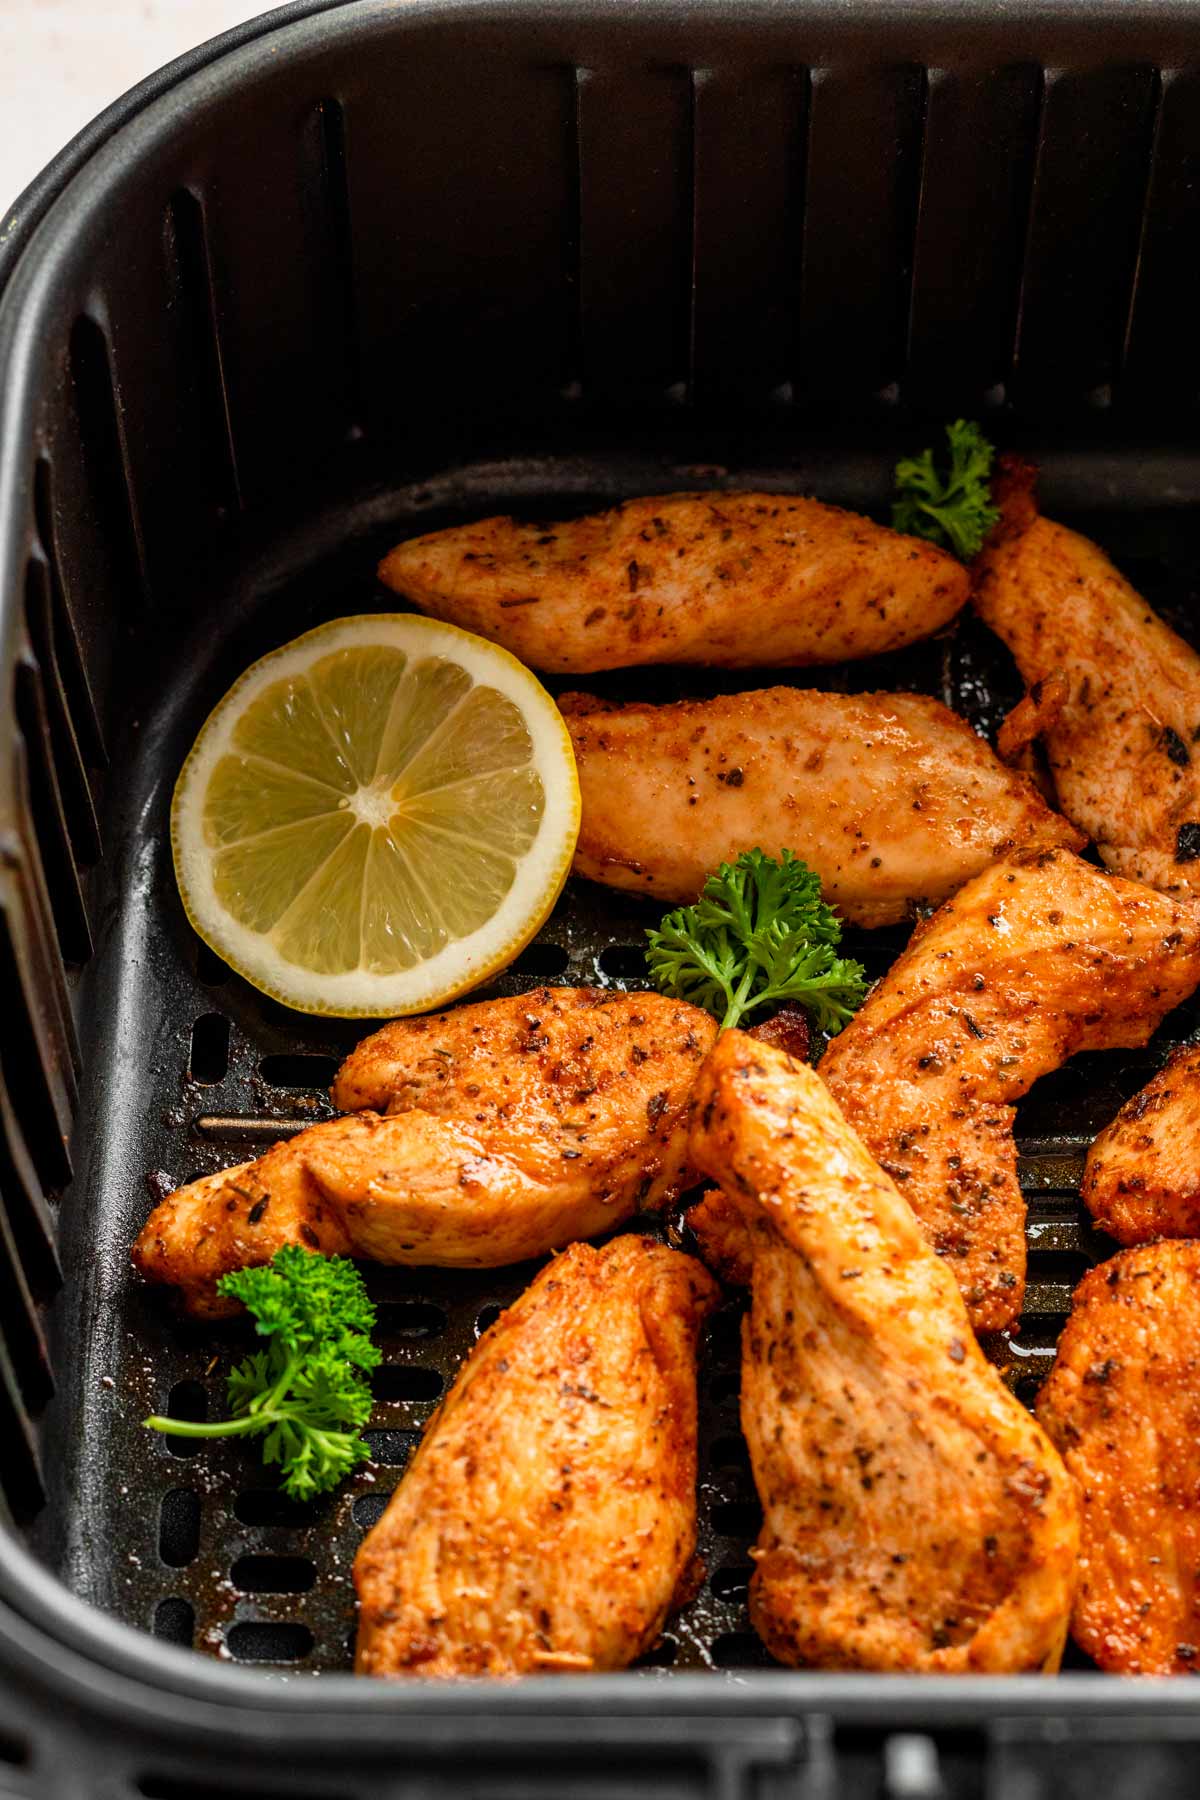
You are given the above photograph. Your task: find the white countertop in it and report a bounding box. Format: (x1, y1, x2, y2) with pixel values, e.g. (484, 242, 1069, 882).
(1, 0, 276, 208)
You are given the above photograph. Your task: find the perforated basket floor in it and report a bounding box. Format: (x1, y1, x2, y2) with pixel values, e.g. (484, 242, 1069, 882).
(43, 450, 1200, 1679)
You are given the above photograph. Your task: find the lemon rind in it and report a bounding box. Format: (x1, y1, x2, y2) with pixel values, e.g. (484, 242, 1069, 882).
(172, 614, 580, 1016)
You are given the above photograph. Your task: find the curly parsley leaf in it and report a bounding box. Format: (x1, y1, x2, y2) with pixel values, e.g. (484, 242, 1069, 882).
(645, 849, 867, 1035)
(144, 1245, 380, 1500)
(892, 419, 1000, 560)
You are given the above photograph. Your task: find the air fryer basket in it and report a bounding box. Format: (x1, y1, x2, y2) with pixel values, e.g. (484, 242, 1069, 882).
(4, 0, 1200, 1791)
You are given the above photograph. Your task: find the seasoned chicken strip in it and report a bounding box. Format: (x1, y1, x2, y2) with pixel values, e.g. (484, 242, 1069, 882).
(355, 1236, 719, 1677)
(378, 493, 969, 674)
(690, 1033, 1079, 1673)
(132, 1138, 354, 1318)
(995, 669, 1070, 771)
(562, 687, 1081, 922)
(1082, 1046, 1200, 1245)
(1038, 1242, 1200, 1674)
(975, 459, 1200, 894)
(819, 849, 1200, 1333)
(686, 1185, 755, 1289)
(133, 989, 716, 1316)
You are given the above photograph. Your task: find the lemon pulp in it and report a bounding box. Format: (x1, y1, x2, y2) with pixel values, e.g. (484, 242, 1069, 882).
(172, 616, 579, 1014)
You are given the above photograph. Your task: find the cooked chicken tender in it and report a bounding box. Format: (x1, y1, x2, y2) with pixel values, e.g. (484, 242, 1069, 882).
(133, 989, 716, 1315)
(378, 492, 969, 673)
(562, 687, 1081, 923)
(975, 459, 1200, 894)
(354, 1235, 718, 1677)
(1038, 1242, 1200, 1675)
(819, 849, 1200, 1333)
(690, 1032, 1079, 1673)
(1082, 1046, 1200, 1245)
(131, 1137, 354, 1319)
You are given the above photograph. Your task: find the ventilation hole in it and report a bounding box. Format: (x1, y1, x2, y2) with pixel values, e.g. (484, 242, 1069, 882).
(189, 1014, 230, 1085)
(709, 1499, 763, 1538)
(32, 456, 106, 769)
(24, 554, 100, 866)
(152, 1598, 194, 1647)
(352, 1492, 389, 1529)
(0, 912, 73, 1190)
(163, 1380, 207, 1458)
(226, 1621, 314, 1664)
(0, 1383, 44, 1526)
(68, 314, 147, 608)
(634, 1635, 678, 1668)
(0, 1727, 27, 1767)
(509, 942, 570, 977)
(705, 1306, 745, 1362)
(313, 95, 362, 433)
(195, 942, 228, 985)
(257, 1054, 339, 1090)
(475, 1302, 502, 1337)
(0, 1211, 52, 1406)
(363, 1428, 421, 1467)
(230, 1553, 317, 1594)
(1015, 1372, 1043, 1408)
(708, 1370, 742, 1406)
(13, 637, 93, 964)
(597, 945, 646, 980)
(233, 1489, 324, 1529)
(1026, 1249, 1092, 1286)
(711, 1630, 773, 1669)
(375, 1300, 448, 1340)
(371, 1365, 443, 1403)
(163, 188, 240, 515)
(710, 1564, 753, 1601)
(158, 1488, 201, 1567)
(709, 1434, 752, 1477)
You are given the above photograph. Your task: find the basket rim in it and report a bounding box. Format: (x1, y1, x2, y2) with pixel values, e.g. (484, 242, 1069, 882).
(0, 0, 356, 294)
(3, 0, 1200, 1738)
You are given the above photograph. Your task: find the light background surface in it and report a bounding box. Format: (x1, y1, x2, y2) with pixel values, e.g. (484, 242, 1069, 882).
(1, 0, 276, 208)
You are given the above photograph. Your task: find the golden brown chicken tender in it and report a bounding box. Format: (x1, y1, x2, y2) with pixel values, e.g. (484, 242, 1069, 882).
(1038, 1241, 1200, 1674)
(354, 1235, 718, 1677)
(689, 1032, 1079, 1674)
(563, 686, 1081, 924)
(975, 460, 1200, 895)
(132, 989, 716, 1315)
(378, 492, 969, 673)
(1082, 1046, 1200, 1245)
(818, 848, 1200, 1333)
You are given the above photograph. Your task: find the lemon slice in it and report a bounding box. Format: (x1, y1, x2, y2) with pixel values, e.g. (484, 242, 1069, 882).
(172, 615, 580, 1015)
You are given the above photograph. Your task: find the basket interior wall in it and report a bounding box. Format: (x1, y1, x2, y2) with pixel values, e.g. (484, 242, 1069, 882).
(2, 0, 1200, 1681)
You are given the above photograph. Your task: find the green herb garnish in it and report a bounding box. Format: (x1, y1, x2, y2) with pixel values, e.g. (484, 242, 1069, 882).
(645, 849, 867, 1035)
(892, 419, 1000, 560)
(144, 1246, 380, 1500)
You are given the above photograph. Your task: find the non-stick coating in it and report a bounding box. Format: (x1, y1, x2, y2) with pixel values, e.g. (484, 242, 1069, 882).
(39, 448, 1200, 1675)
(6, 0, 1200, 1782)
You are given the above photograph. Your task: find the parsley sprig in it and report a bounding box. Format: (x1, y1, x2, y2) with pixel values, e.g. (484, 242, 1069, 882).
(144, 1246, 380, 1500)
(892, 419, 1000, 560)
(645, 849, 867, 1035)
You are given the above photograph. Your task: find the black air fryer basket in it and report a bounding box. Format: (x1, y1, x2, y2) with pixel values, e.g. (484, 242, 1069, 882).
(4, 0, 1200, 1792)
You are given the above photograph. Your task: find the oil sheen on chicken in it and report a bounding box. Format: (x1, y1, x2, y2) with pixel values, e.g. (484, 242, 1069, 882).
(354, 1235, 719, 1677)
(562, 687, 1081, 924)
(131, 989, 716, 1315)
(1082, 1047, 1200, 1244)
(974, 458, 1200, 895)
(1038, 1241, 1200, 1675)
(689, 1032, 1079, 1673)
(378, 492, 969, 673)
(819, 848, 1200, 1333)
